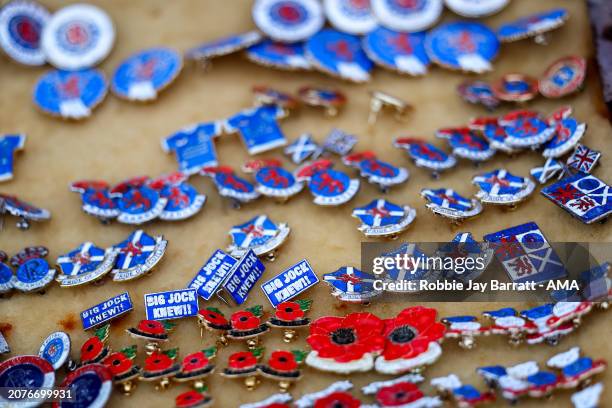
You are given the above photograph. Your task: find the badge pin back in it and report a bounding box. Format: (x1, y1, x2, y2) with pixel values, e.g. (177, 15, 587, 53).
(492, 73, 539, 103)
(267, 299, 312, 343)
(42, 4, 114, 70)
(530, 158, 563, 184)
(0, 0, 50, 66)
(111, 47, 183, 102)
(127, 319, 176, 355)
(539, 56, 587, 99)
(260, 349, 306, 392)
(324, 0, 376, 35)
(252, 86, 299, 112)
(297, 86, 347, 117)
(39, 331, 71, 370)
(457, 80, 500, 111)
(53, 363, 112, 407)
(497, 8, 569, 45)
(56, 241, 117, 287)
(284, 134, 320, 164)
(111, 230, 167, 282)
(0, 133, 26, 183)
(372, 0, 443, 32)
(0, 356, 55, 405)
(0, 193, 50, 230)
(472, 169, 535, 210)
(185, 30, 262, 69)
(362, 28, 430, 76)
(252, 0, 324, 43)
(322, 266, 382, 305)
(445, 0, 509, 18)
(10, 246, 55, 293)
(246, 39, 312, 71)
(421, 188, 482, 227)
(200, 165, 260, 208)
(243, 159, 304, 203)
(542, 117, 586, 159)
(368, 91, 412, 126)
(227, 214, 290, 261)
(393, 137, 457, 179)
(352, 199, 416, 239)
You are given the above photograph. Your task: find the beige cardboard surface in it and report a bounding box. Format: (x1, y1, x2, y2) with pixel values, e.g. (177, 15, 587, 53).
(0, 0, 610, 407)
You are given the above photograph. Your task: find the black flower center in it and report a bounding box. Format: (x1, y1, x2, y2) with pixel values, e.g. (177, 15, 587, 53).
(112, 359, 121, 366)
(239, 316, 248, 322)
(331, 328, 356, 345)
(154, 359, 161, 364)
(238, 356, 246, 362)
(332, 402, 345, 408)
(87, 344, 94, 352)
(278, 356, 288, 363)
(389, 325, 416, 344)
(284, 307, 293, 312)
(395, 391, 406, 399)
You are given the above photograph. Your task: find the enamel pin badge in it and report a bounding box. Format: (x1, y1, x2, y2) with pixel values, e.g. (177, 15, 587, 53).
(297, 86, 347, 116)
(284, 134, 320, 164)
(322, 266, 381, 304)
(324, 0, 376, 35)
(0, 0, 49, 66)
(565, 144, 601, 174)
(436, 127, 495, 163)
(504, 116, 555, 149)
(368, 91, 412, 126)
(56, 241, 117, 287)
(144, 288, 199, 321)
(81, 292, 134, 330)
(0, 134, 26, 182)
(530, 158, 563, 184)
(363, 376, 441, 408)
(149, 172, 206, 221)
(188, 250, 238, 301)
(458, 80, 500, 110)
(540, 56, 587, 99)
(421, 188, 482, 224)
(162, 122, 222, 175)
(10, 246, 56, 293)
(252, 86, 299, 112)
(363, 28, 430, 76)
(0, 251, 15, 296)
(436, 233, 493, 283)
(267, 299, 312, 343)
(185, 31, 262, 68)
(227, 215, 290, 260)
(372, 0, 443, 32)
(472, 169, 535, 208)
(70, 180, 119, 223)
(126, 319, 175, 355)
(393, 137, 457, 178)
(0, 193, 50, 229)
(571, 383, 603, 408)
(0, 356, 55, 406)
(252, 0, 324, 43)
(431, 374, 496, 406)
(322, 128, 358, 156)
(445, 0, 509, 17)
(54, 364, 112, 408)
(102, 345, 141, 395)
(475, 117, 517, 154)
(261, 260, 319, 307)
(246, 40, 312, 70)
(140, 348, 180, 390)
(497, 8, 569, 44)
(242, 159, 304, 202)
(200, 166, 260, 208)
(542, 117, 586, 159)
(492, 73, 539, 103)
(111, 229, 167, 282)
(352, 199, 416, 239)
(295, 159, 360, 206)
(39, 331, 71, 370)
(342, 151, 409, 192)
(110, 176, 167, 224)
(380, 243, 431, 292)
(224, 105, 288, 155)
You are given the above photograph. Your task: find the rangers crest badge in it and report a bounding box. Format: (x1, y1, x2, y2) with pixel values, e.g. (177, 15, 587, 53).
(393, 137, 456, 178)
(363, 28, 430, 76)
(295, 159, 360, 206)
(246, 40, 312, 70)
(56, 241, 117, 287)
(0, 251, 14, 296)
(351, 199, 416, 238)
(252, 0, 324, 43)
(70, 180, 119, 223)
(111, 230, 167, 282)
(497, 8, 569, 44)
(110, 177, 167, 225)
(371, 0, 443, 32)
(324, 0, 377, 35)
(0, 0, 49, 66)
(0, 356, 55, 406)
(445, 0, 509, 18)
(38, 331, 71, 370)
(242, 159, 304, 202)
(10, 246, 56, 293)
(421, 188, 482, 224)
(200, 166, 260, 208)
(227, 215, 290, 260)
(342, 151, 409, 192)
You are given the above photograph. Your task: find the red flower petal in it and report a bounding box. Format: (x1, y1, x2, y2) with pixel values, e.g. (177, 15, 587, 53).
(199, 309, 228, 327)
(102, 352, 132, 376)
(228, 351, 257, 370)
(275, 301, 304, 322)
(314, 392, 361, 408)
(137, 319, 165, 335)
(81, 337, 104, 362)
(231, 310, 261, 331)
(376, 382, 423, 406)
(268, 350, 298, 372)
(145, 352, 173, 372)
(182, 351, 209, 373)
(176, 390, 205, 408)
(310, 316, 343, 335)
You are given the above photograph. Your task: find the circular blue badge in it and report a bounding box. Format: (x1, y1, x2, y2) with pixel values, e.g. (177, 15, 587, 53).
(371, 0, 443, 32)
(362, 27, 429, 75)
(185, 30, 262, 61)
(497, 8, 568, 43)
(33, 69, 107, 120)
(253, 0, 324, 43)
(246, 39, 312, 70)
(158, 183, 206, 221)
(324, 0, 377, 35)
(39, 331, 71, 370)
(0, 262, 13, 294)
(0, 0, 50, 66)
(111, 47, 183, 102)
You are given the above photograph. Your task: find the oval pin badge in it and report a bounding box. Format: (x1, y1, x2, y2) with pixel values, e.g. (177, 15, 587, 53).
(297, 86, 347, 116)
(342, 151, 409, 192)
(111, 230, 167, 282)
(252, 0, 324, 43)
(0, 355, 55, 406)
(200, 165, 260, 208)
(0, 0, 49, 66)
(324, 0, 377, 35)
(472, 117, 517, 154)
(42, 4, 114, 70)
(363, 28, 429, 76)
(56, 241, 117, 287)
(0, 193, 50, 229)
(70, 180, 119, 223)
(10, 246, 55, 293)
(492, 73, 539, 103)
(227, 214, 290, 259)
(539, 56, 586, 99)
(445, 0, 509, 18)
(246, 39, 312, 70)
(110, 177, 167, 225)
(352, 198, 416, 239)
(372, 0, 443, 32)
(457, 80, 500, 111)
(393, 137, 457, 178)
(39, 331, 71, 370)
(53, 364, 112, 408)
(504, 116, 555, 149)
(436, 127, 495, 163)
(497, 8, 569, 44)
(295, 159, 360, 206)
(542, 117, 586, 159)
(242, 159, 304, 202)
(149, 173, 206, 221)
(111, 47, 183, 102)
(425, 21, 499, 73)
(472, 169, 535, 208)
(421, 188, 482, 224)
(305, 28, 373, 83)
(186, 31, 262, 68)
(0, 251, 14, 296)
(33, 68, 108, 120)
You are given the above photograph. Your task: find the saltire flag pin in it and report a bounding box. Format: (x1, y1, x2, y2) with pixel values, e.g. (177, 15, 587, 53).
(363, 28, 430, 76)
(109, 176, 167, 225)
(471, 117, 518, 154)
(242, 158, 304, 202)
(174, 346, 217, 390)
(0, 356, 55, 406)
(530, 158, 563, 184)
(305, 28, 373, 83)
(239, 393, 292, 408)
(457, 80, 500, 111)
(445, 0, 509, 18)
(252, 86, 299, 113)
(227, 214, 290, 260)
(78, 324, 110, 366)
(161, 121, 222, 176)
(321, 128, 358, 156)
(379, 243, 432, 293)
(297, 86, 347, 117)
(0, 134, 26, 182)
(221, 348, 264, 391)
(491, 73, 539, 103)
(393, 137, 457, 178)
(127, 319, 176, 355)
(56, 241, 117, 287)
(542, 117, 586, 159)
(472, 169, 535, 209)
(38, 331, 71, 370)
(185, 31, 262, 69)
(497, 8, 569, 45)
(372, 0, 443, 32)
(259, 350, 307, 392)
(540, 56, 587, 99)
(0, 0, 50, 66)
(421, 188, 482, 225)
(324, 0, 377, 35)
(267, 299, 312, 343)
(546, 347, 607, 390)
(425, 22, 499, 73)
(148, 172, 206, 221)
(295, 159, 360, 206)
(140, 348, 180, 391)
(367, 91, 412, 126)
(101, 345, 141, 395)
(224, 105, 288, 155)
(435, 127, 495, 164)
(70, 180, 119, 223)
(503, 116, 556, 149)
(435, 232, 494, 283)
(110, 229, 168, 282)
(441, 316, 490, 350)
(571, 383, 603, 408)
(284, 133, 319, 164)
(246, 40, 312, 71)
(351, 198, 416, 239)
(111, 47, 183, 102)
(431, 374, 496, 406)
(564, 144, 601, 175)
(227, 307, 270, 350)
(0, 193, 50, 229)
(200, 165, 260, 208)
(252, 0, 324, 43)
(362, 375, 443, 408)
(342, 151, 409, 192)
(33, 69, 108, 120)
(0, 251, 15, 296)
(322, 266, 381, 304)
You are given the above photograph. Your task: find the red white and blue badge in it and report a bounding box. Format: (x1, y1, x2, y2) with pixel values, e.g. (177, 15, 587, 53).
(0, 355, 55, 406)
(0, 0, 49, 66)
(541, 172, 611, 225)
(224, 105, 287, 155)
(363, 28, 430, 76)
(0, 134, 26, 182)
(372, 0, 443, 32)
(445, 0, 509, 18)
(260, 259, 319, 306)
(457, 80, 500, 110)
(497, 8, 569, 43)
(246, 40, 312, 70)
(352, 198, 416, 238)
(0, 193, 50, 229)
(111, 47, 183, 102)
(56, 241, 117, 287)
(42, 4, 114, 70)
(436, 127, 495, 162)
(323, 266, 381, 303)
(421, 188, 482, 222)
(111, 230, 167, 282)
(305, 29, 373, 83)
(253, 86, 299, 111)
(70, 180, 119, 222)
(298, 86, 347, 116)
(53, 364, 112, 408)
(39, 331, 71, 370)
(295, 159, 360, 206)
(110, 177, 167, 225)
(0, 251, 14, 295)
(492, 73, 539, 103)
(425, 22, 499, 73)
(437, 232, 494, 282)
(572, 383, 603, 408)
(242, 159, 304, 201)
(252, 0, 324, 43)
(431, 375, 495, 406)
(547, 347, 607, 390)
(149, 173, 206, 221)
(342, 151, 409, 192)
(324, 0, 377, 35)
(322, 129, 358, 156)
(284, 133, 320, 164)
(542, 118, 586, 159)
(472, 169, 535, 207)
(504, 116, 555, 149)
(565, 144, 601, 174)
(200, 166, 260, 206)
(519, 304, 578, 346)
(162, 122, 222, 176)
(393, 137, 457, 177)
(10, 246, 56, 293)
(530, 158, 563, 184)
(498, 109, 539, 127)
(33, 68, 108, 120)
(227, 215, 290, 258)
(185, 31, 262, 63)
(473, 118, 516, 154)
(540, 56, 587, 99)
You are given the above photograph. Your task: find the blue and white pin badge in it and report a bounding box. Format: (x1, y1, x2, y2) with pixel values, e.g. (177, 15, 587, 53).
(472, 169, 535, 208)
(0, 0, 49, 66)
(491, 73, 539, 103)
(149, 172, 206, 221)
(565, 144, 601, 175)
(580, 262, 611, 303)
(305, 28, 373, 83)
(246, 40, 312, 70)
(298, 86, 347, 116)
(352, 199, 416, 238)
(0, 193, 50, 229)
(111, 229, 167, 282)
(200, 165, 260, 208)
(540, 56, 587, 99)
(56, 241, 117, 287)
(70, 180, 119, 223)
(0, 134, 26, 182)
(252, 0, 324, 43)
(503, 116, 555, 149)
(393, 137, 457, 178)
(497, 8, 569, 44)
(0, 356, 55, 404)
(0, 251, 15, 296)
(111, 47, 183, 102)
(372, 0, 443, 32)
(547, 347, 607, 390)
(445, 0, 509, 18)
(227, 214, 290, 260)
(380, 243, 432, 292)
(322, 128, 358, 156)
(41, 3, 114, 70)
(431, 375, 496, 406)
(470, 117, 516, 154)
(10, 246, 56, 293)
(110, 176, 167, 225)
(421, 188, 482, 224)
(323, 266, 381, 303)
(38, 331, 71, 370)
(56, 364, 112, 408)
(284, 133, 320, 164)
(571, 383, 603, 408)
(162, 121, 222, 176)
(342, 151, 409, 192)
(457, 80, 500, 110)
(542, 117, 586, 159)
(242, 158, 304, 202)
(295, 159, 360, 206)
(185, 30, 262, 67)
(530, 158, 563, 184)
(541, 172, 612, 225)
(224, 105, 288, 155)
(33, 68, 108, 120)
(363, 28, 430, 76)
(436, 127, 495, 163)
(436, 232, 493, 283)
(425, 22, 499, 73)
(324, 0, 377, 35)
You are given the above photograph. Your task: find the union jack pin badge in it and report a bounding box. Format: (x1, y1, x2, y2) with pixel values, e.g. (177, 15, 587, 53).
(351, 199, 416, 239)
(227, 215, 290, 260)
(295, 159, 360, 206)
(200, 166, 260, 208)
(111, 230, 167, 282)
(343, 151, 409, 192)
(242, 159, 304, 202)
(421, 188, 482, 224)
(56, 242, 117, 287)
(393, 137, 456, 178)
(565, 144, 601, 175)
(322, 266, 381, 304)
(472, 169, 535, 208)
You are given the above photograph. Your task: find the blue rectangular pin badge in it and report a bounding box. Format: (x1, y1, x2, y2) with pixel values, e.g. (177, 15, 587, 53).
(187, 249, 238, 300)
(261, 259, 319, 307)
(221, 249, 265, 305)
(144, 288, 199, 321)
(81, 292, 134, 330)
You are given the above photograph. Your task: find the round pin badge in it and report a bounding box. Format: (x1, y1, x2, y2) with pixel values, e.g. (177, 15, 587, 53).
(372, 0, 443, 32)
(0, 355, 55, 407)
(492, 73, 539, 103)
(539, 56, 586, 99)
(11, 246, 56, 293)
(497, 8, 568, 43)
(246, 39, 312, 70)
(252, 0, 324, 43)
(42, 4, 115, 70)
(53, 364, 112, 408)
(305, 28, 373, 83)
(457, 80, 500, 110)
(425, 21, 499, 73)
(362, 27, 429, 75)
(111, 47, 183, 102)
(0, 0, 50, 66)
(39, 331, 71, 370)
(324, 0, 377, 35)
(33, 69, 108, 120)
(445, 0, 509, 18)
(0, 254, 14, 295)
